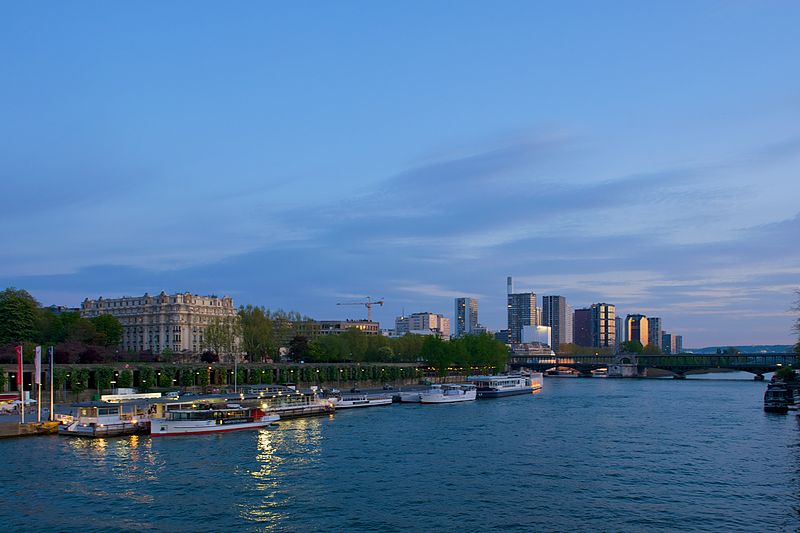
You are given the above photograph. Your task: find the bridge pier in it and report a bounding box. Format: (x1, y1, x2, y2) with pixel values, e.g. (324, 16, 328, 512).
(754, 374, 765, 381)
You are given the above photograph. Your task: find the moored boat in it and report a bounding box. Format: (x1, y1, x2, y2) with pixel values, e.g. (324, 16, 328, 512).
(467, 373, 543, 398)
(331, 393, 393, 409)
(419, 384, 477, 404)
(764, 383, 792, 413)
(58, 401, 150, 438)
(151, 404, 279, 437)
(399, 391, 422, 403)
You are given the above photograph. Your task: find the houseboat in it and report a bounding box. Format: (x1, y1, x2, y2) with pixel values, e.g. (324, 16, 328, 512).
(58, 401, 150, 437)
(331, 393, 393, 409)
(151, 404, 279, 437)
(467, 373, 543, 398)
(419, 384, 477, 404)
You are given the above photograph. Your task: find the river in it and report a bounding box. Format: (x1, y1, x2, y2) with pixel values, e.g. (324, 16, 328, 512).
(1, 375, 798, 532)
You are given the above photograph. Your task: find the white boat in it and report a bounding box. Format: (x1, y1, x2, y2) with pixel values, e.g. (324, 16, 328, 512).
(151, 404, 279, 437)
(399, 391, 422, 403)
(58, 401, 150, 438)
(419, 384, 477, 404)
(332, 393, 393, 409)
(467, 373, 543, 398)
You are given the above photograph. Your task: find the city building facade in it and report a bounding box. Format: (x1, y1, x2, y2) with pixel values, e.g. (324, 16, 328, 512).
(316, 320, 380, 336)
(591, 303, 616, 348)
(454, 297, 479, 338)
(541, 296, 568, 351)
(507, 277, 538, 345)
(573, 308, 592, 347)
(647, 317, 663, 350)
(395, 312, 450, 340)
(625, 314, 649, 347)
(81, 291, 237, 354)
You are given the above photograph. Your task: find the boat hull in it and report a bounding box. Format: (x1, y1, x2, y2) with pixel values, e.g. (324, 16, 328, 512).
(477, 387, 539, 398)
(335, 398, 393, 409)
(58, 421, 150, 438)
(151, 415, 279, 437)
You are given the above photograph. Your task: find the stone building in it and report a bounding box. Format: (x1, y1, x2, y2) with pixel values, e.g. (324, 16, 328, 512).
(81, 291, 237, 354)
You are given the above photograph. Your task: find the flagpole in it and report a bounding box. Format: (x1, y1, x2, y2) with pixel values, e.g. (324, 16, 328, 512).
(35, 346, 42, 423)
(16, 346, 24, 425)
(49, 346, 54, 422)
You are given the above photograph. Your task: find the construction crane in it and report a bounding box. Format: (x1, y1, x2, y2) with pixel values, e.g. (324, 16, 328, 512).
(337, 297, 384, 322)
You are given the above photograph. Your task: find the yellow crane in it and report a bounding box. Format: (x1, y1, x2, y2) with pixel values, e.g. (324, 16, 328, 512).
(337, 297, 384, 322)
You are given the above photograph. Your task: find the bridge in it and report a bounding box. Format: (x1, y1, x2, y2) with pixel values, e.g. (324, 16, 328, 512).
(508, 353, 800, 379)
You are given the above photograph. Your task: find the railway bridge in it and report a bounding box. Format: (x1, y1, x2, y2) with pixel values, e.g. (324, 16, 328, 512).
(508, 353, 799, 379)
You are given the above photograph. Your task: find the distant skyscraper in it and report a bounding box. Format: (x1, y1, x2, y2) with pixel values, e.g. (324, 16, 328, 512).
(507, 277, 537, 344)
(564, 304, 573, 345)
(573, 308, 592, 347)
(395, 312, 450, 340)
(647, 317, 662, 349)
(662, 332, 676, 354)
(542, 296, 568, 351)
(614, 316, 623, 350)
(591, 303, 616, 348)
(625, 314, 649, 346)
(675, 335, 683, 354)
(454, 297, 478, 338)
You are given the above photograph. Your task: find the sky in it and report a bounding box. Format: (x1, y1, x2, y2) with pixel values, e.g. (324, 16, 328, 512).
(2, 1, 799, 347)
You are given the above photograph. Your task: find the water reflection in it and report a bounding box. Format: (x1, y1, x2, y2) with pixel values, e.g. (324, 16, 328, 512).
(242, 419, 326, 530)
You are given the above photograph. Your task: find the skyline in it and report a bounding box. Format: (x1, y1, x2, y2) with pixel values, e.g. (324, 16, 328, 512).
(3, 2, 800, 345)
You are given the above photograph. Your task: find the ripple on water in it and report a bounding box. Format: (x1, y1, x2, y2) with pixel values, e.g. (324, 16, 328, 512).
(1, 378, 798, 532)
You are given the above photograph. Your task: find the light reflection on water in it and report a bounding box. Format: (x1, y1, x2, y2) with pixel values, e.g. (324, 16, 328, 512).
(3, 378, 800, 532)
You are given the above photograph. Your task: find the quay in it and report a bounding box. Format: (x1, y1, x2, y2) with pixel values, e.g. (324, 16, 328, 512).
(0, 421, 58, 439)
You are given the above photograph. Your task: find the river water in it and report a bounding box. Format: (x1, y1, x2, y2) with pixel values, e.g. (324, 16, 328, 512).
(2, 375, 799, 532)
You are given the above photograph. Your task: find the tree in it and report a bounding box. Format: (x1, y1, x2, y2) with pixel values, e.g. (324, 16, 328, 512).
(776, 366, 796, 382)
(200, 351, 219, 363)
(288, 335, 309, 361)
(0, 287, 39, 344)
(642, 344, 661, 355)
(91, 314, 123, 346)
(70, 368, 90, 396)
(118, 369, 133, 388)
(620, 340, 644, 354)
(204, 316, 242, 360)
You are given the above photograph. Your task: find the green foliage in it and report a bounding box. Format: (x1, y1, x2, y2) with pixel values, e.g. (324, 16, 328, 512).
(160, 347, 174, 362)
(95, 367, 114, 390)
(53, 368, 68, 390)
(138, 367, 156, 391)
(776, 366, 797, 381)
(620, 340, 644, 354)
(288, 335, 310, 361)
(0, 288, 39, 344)
(118, 369, 133, 388)
(71, 368, 90, 394)
(159, 367, 177, 387)
(0, 370, 6, 391)
(198, 368, 210, 387)
(90, 314, 123, 346)
(204, 316, 242, 357)
(179, 368, 195, 387)
(642, 344, 661, 355)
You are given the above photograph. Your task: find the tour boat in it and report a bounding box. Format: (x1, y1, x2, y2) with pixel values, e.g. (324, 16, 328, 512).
(419, 384, 477, 404)
(151, 404, 279, 436)
(399, 391, 422, 403)
(467, 373, 543, 398)
(331, 393, 393, 409)
(58, 401, 150, 438)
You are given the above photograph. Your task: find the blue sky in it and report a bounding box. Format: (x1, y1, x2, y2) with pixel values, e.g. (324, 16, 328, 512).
(2, 1, 799, 346)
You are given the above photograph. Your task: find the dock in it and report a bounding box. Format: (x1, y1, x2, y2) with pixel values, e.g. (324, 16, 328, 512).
(0, 421, 59, 439)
